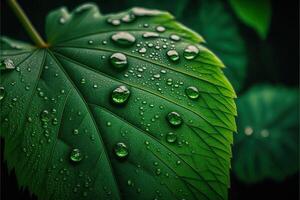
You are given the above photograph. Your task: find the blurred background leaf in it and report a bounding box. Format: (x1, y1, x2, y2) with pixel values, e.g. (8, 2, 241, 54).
(228, 0, 272, 39)
(233, 85, 299, 183)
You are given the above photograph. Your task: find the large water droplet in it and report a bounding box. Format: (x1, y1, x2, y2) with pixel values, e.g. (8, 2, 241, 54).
(111, 32, 136, 46)
(0, 59, 15, 70)
(111, 86, 130, 104)
(185, 86, 199, 99)
(70, 148, 83, 162)
(166, 132, 177, 143)
(166, 50, 180, 62)
(167, 112, 182, 126)
(170, 34, 180, 41)
(40, 110, 51, 122)
(183, 45, 199, 60)
(132, 8, 160, 16)
(114, 142, 129, 159)
(110, 53, 128, 69)
(143, 32, 159, 38)
(0, 87, 5, 101)
(156, 26, 166, 33)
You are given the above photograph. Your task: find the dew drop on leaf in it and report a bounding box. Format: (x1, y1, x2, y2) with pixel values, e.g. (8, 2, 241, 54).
(0, 59, 15, 70)
(40, 110, 51, 122)
(143, 32, 159, 38)
(110, 53, 128, 69)
(111, 32, 136, 46)
(166, 50, 180, 62)
(183, 45, 199, 60)
(169, 34, 180, 41)
(70, 148, 83, 162)
(114, 142, 129, 159)
(185, 86, 199, 99)
(138, 47, 147, 54)
(166, 132, 177, 143)
(121, 14, 136, 23)
(111, 85, 130, 104)
(156, 26, 166, 33)
(167, 111, 182, 126)
(0, 87, 5, 101)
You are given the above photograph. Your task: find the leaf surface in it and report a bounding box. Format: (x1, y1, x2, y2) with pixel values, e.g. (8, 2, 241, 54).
(0, 3, 236, 200)
(233, 85, 299, 183)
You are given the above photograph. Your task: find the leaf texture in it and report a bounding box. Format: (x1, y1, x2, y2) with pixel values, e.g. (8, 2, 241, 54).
(0, 3, 236, 200)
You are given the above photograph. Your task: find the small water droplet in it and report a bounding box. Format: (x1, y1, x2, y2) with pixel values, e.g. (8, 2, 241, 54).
(166, 132, 177, 143)
(40, 110, 51, 122)
(110, 53, 128, 69)
(166, 50, 180, 62)
(122, 13, 136, 23)
(170, 34, 180, 41)
(73, 129, 79, 135)
(114, 142, 129, 159)
(111, 32, 136, 46)
(132, 7, 160, 16)
(70, 148, 83, 162)
(185, 86, 199, 99)
(183, 45, 199, 60)
(111, 85, 130, 104)
(167, 112, 182, 126)
(156, 26, 166, 33)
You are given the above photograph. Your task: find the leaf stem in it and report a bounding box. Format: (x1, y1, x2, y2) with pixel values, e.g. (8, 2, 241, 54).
(8, 0, 48, 47)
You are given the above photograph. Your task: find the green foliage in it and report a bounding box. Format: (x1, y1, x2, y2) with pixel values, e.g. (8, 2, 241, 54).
(0, 3, 236, 200)
(233, 85, 299, 183)
(229, 0, 272, 39)
(124, 0, 248, 92)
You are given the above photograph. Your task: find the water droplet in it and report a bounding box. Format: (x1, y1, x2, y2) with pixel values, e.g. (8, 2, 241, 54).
(185, 86, 199, 99)
(114, 142, 129, 159)
(167, 112, 182, 126)
(183, 45, 199, 60)
(73, 129, 79, 135)
(138, 47, 147, 54)
(0, 87, 5, 101)
(107, 18, 121, 26)
(122, 13, 136, 23)
(132, 8, 160, 16)
(143, 32, 159, 38)
(70, 148, 83, 162)
(111, 85, 130, 104)
(0, 59, 15, 70)
(40, 110, 51, 122)
(156, 26, 166, 33)
(166, 132, 177, 143)
(110, 53, 128, 69)
(170, 34, 180, 41)
(166, 50, 180, 62)
(111, 32, 136, 46)
(59, 17, 66, 24)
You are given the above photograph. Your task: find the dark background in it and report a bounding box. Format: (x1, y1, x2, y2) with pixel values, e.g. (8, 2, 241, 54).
(1, 0, 299, 199)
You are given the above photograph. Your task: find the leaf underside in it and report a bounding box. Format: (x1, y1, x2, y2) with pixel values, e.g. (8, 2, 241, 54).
(0, 3, 236, 200)
(233, 85, 299, 183)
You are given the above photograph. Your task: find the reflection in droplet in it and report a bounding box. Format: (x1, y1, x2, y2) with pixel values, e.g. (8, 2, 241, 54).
(111, 86, 130, 104)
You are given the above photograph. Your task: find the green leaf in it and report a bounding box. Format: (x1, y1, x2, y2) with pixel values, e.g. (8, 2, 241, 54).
(1, 3, 236, 200)
(183, 0, 247, 92)
(125, 0, 189, 19)
(233, 85, 299, 183)
(228, 0, 272, 39)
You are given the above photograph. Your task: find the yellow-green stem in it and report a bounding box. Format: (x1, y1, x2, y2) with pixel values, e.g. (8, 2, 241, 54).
(8, 0, 47, 47)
